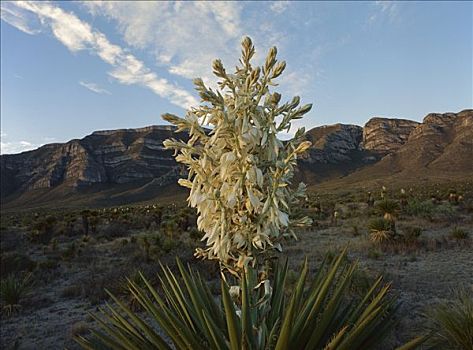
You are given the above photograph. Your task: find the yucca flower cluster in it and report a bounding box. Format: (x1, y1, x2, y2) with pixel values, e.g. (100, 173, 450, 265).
(163, 37, 313, 276)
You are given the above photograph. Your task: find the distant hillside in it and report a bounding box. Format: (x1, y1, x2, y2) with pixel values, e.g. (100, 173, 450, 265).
(1, 109, 471, 210)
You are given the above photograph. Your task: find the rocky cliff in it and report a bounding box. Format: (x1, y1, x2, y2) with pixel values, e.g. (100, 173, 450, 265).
(1, 109, 471, 208)
(362, 118, 419, 153)
(345, 109, 473, 181)
(1, 126, 187, 197)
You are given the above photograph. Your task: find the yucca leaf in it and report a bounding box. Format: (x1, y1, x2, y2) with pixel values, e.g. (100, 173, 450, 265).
(395, 335, 428, 350)
(241, 269, 254, 349)
(305, 262, 356, 349)
(295, 249, 348, 347)
(202, 308, 229, 350)
(268, 259, 288, 327)
(345, 276, 383, 326)
(265, 319, 280, 350)
(221, 280, 241, 350)
(323, 326, 348, 350)
(274, 293, 296, 350)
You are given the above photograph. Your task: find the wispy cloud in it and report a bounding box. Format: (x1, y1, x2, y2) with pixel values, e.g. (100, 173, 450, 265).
(4, 1, 198, 109)
(368, 1, 400, 24)
(79, 80, 111, 95)
(83, 1, 245, 88)
(0, 1, 41, 35)
(270, 1, 290, 14)
(82, 1, 316, 98)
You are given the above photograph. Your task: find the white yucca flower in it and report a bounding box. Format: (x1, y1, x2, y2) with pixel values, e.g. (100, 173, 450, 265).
(164, 37, 312, 276)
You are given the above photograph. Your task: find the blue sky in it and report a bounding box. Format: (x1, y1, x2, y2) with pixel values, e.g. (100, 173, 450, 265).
(1, 1, 471, 154)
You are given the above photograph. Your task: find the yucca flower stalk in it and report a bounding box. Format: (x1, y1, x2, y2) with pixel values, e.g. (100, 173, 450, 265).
(163, 37, 313, 277)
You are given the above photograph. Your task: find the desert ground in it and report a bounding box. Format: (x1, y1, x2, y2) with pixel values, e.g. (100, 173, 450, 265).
(1, 182, 472, 349)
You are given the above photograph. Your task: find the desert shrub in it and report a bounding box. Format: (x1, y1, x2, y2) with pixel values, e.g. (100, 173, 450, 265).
(352, 224, 361, 237)
(402, 226, 423, 244)
(28, 215, 58, 244)
(368, 218, 394, 244)
(0, 253, 36, 276)
(424, 289, 473, 350)
(37, 258, 60, 271)
(0, 273, 32, 316)
(403, 199, 435, 218)
(431, 203, 457, 222)
(62, 242, 77, 260)
(367, 247, 383, 260)
(460, 198, 473, 214)
(99, 221, 129, 239)
(61, 284, 83, 299)
(450, 227, 469, 240)
(141, 236, 151, 262)
(161, 236, 179, 253)
(189, 227, 203, 241)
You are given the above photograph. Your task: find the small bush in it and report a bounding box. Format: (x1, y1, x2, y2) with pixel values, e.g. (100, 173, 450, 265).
(404, 200, 435, 218)
(367, 247, 383, 260)
(0, 253, 36, 276)
(402, 226, 423, 244)
(450, 227, 469, 240)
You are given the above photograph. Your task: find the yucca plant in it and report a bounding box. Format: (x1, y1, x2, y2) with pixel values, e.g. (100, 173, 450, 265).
(0, 273, 32, 316)
(368, 218, 394, 245)
(77, 37, 427, 349)
(76, 250, 424, 349)
(424, 289, 473, 349)
(376, 199, 400, 223)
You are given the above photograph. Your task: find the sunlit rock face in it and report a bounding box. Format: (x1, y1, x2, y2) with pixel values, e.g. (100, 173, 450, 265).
(0, 126, 188, 196)
(2, 110, 471, 200)
(362, 117, 420, 154)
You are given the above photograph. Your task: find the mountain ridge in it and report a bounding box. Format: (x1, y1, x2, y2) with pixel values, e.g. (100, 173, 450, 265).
(1, 109, 471, 209)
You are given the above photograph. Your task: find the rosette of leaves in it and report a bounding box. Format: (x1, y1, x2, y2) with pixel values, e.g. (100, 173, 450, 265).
(163, 37, 312, 276)
(76, 250, 426, 350)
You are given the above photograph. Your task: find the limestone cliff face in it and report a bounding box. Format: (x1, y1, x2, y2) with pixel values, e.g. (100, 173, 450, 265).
(1, 126, 187, 197)
(2, 110, 472, 205)
(303, 124, 363, 163)
(349, 109, 473, 179)
(362, 118, 419, 153)
(395, 110, 473, 171)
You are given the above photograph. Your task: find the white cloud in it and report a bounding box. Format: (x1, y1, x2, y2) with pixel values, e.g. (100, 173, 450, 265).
(79, 80, 111, 94)
(82, 1, 249, 87)
(0, 140, 40, 154)
(5, 1, 197, 109)
(0, 1, 41, 35)
(270, 1, 290, 14)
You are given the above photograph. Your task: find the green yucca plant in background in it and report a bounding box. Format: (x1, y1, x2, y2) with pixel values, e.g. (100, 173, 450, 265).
(424, 289, 473, 350)
(376, 199, 400, 224)
(0, 273, 32, 316)
(368, 218, 394, 245)
(77, 250, 424, 350)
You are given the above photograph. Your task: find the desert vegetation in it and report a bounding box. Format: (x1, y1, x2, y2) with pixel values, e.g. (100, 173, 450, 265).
(1, 181, 472, 348)
(1, 38, 472, 349)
